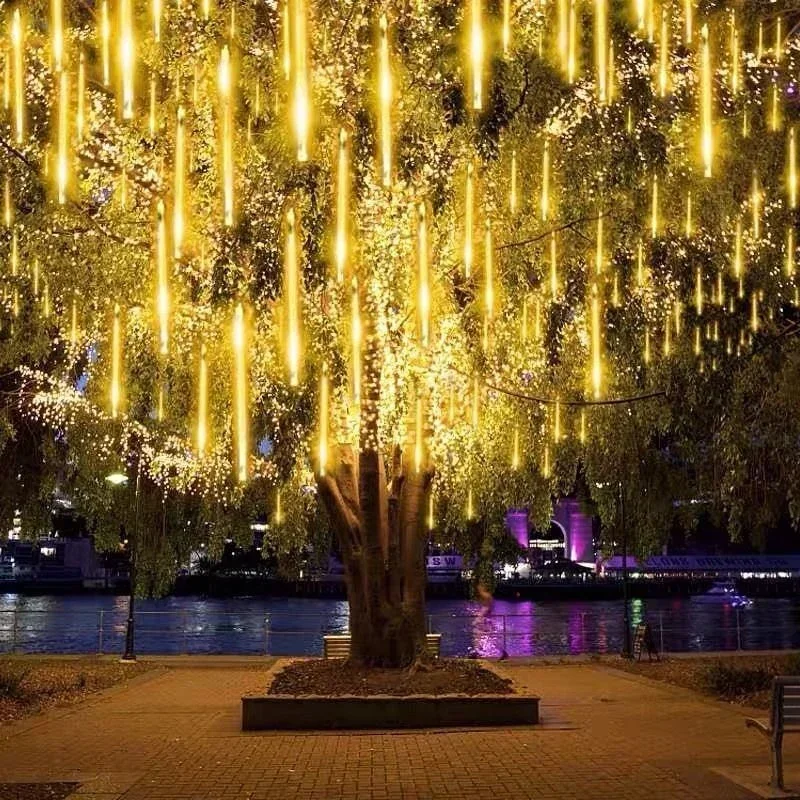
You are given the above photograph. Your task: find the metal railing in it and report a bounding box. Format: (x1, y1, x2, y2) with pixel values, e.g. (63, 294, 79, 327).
(1, 606, 798, 657)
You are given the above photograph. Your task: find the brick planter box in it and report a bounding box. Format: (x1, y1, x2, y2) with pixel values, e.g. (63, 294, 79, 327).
(241, 692, 539, 730)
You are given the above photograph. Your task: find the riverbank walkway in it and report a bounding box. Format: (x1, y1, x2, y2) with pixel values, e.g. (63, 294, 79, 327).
(1, 658, 799, 800)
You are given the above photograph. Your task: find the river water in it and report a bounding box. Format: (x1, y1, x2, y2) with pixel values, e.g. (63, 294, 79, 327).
(1, 594, 799, 657)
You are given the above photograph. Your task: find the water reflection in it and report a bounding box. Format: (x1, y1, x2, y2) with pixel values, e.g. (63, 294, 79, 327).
(1, 594, 800, 656)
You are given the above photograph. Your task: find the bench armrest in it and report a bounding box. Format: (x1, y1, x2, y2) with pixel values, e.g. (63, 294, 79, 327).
(745, 718, 771, 736)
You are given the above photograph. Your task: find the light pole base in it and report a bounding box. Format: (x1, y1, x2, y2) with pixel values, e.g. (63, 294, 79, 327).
(119, 656, 137, 663)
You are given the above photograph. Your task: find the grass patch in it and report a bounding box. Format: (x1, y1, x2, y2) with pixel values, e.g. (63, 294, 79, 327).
(613, 653, 800, 708)
(0, 658, 155, 723)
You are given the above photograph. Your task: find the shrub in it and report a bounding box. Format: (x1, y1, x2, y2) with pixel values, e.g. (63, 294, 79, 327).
(701, 662, 773, 699)
(0, 667, 28, 701)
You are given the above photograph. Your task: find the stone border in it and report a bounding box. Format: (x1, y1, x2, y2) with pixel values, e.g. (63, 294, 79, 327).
(241, 659, 539, 730)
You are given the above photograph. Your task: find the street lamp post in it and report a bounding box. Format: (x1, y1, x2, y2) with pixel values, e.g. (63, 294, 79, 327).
(106, 466, 141, 663)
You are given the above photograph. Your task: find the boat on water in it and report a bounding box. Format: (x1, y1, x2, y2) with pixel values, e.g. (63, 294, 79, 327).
(691, 580, 753, 607)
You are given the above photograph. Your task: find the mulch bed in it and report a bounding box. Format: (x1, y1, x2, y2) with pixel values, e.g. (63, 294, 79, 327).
(0, 784, 78, 800)
(0, 658, 154, 724)
(612, 653, 800, 708)
(268, 658, 515, 697)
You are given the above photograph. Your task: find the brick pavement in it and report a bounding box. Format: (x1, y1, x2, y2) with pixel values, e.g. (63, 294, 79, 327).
(0, 660, 796, 799)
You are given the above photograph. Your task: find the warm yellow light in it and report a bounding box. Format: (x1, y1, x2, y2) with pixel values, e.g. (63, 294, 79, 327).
(291, 0, 309, 161)
(418, 203, 430, 347)
(148, 75, 157, 137)
(543, 444, 551, 478)
(643, 327, 651, 364)
(789, 127, 797, 209)
(10, 227, 18, 276)
(285, 207, 301, 386)
(554, 398, 561, 442)
(233, 303, 248, 482)
(590, 284, 602, 399)
(11, 10, 24, 145)
(351, 277, 361, 405)
(335, 129, 348, 283)
(110, 304, 122, 419)
(567, 0, 577, 83)
(650, 175, 658, 237)
(684, 0, 693, 44)
(750, 292, 759, 332)
(173, 107, 186, 259)
(3, 50, 8, 111)
(414, 393, 424, 472)
(156, 199, 169, 355)
(658, 8, 668, 98)
(770, 83, 780, 133)
(100, 1, 110, 86)
(70, 295, 78, 345)
(757, 21, 763, 60)
(700, 24, 712, 178)
(484, 218, 493, 322)
(218, 47, 234, 226)
(787, 227, 795, 277)
(197, 343, 208, 456)
(318, 361, 329, 476)
(32, 259, 39, 298)
(274, 488, 283, 525)
(378, 14, 392, 186)
(119, 0, 135, 119)
(427, 491, 435, 531)
(57, 70, 69, 205)
(502, 0, 511, 57)
(730, 25, 739, 95)
(558, 0, 568, 71)
(695, 266, 703, 316)
(751, 172, 761, 240)
(732, 218, 743, 279)
(152, 0, 161, 42)
(282, 0, 291, 81)
(52, 0, 64, 72)
(4, 177, 12, 228)
(464, 161, 474, 276)
(550, 232, 558, 297)
(693, 324, 701, 356)
(646, 0, 654, 42)
(466, 487, 474, 519)
(511, 422, 520, 469)
(595, 209, 604, 273)
(470, 0, 483, 109)
(579, 409, 586, 444)
(595, 0, 607, 103)
(636, 240, 645, 285)
(203, 0, 211, 20)
(775, 16, 782, 62)
(626, 106, 633, 134)
(742, 107, 750, 138)
(612, 271, 620, 307)
(607, 40, 615, 103)
(541, 139, 550, 220)
(534, 295, 542, 339)
(76, 52, 86, 143)
(716, 270, 724, 306)
(509, 150, 517, 214)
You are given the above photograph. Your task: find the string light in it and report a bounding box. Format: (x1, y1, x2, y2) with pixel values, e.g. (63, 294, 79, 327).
(567, 0, 577, 84)
(56, 71, 69, 204)
(335, 129, 348, 283)
(156, 200, 169, 355)
(789, 127, 797, 210)
(417, 203, 430, 347)
(595, 0, 607, 104)
(511, 422, 520, 469)
(197, 344, 208, 456)
(52, 0, 64, 73)
(464, 161, 474, 276)
(684, 0, 693, 44)
(651, 175, 658, 237)
(579, 409, 586, 444)
(76, 52, 86, 144)
(484, 218, 494, 324)
(509, 150, 517, 214)
(11, 10, 24, 144)
(685, 191, 692, 238)
(110, 304, 122, 419)
(595, 209, 604, 273)
(285, 207, 301, 386)
(174, 107, 186, 259)
(291, 0, 310, 161)
(550, 232, 558, 297)
(318, 362, 330, 476)
(378, 14, 392, 186)
(351, 278, 361, 405)
(558, 0, 568, 73)
(751, 171, 761, 241)
(502, 0, 511, 58)
(414, 392, 424, 472)
(119, 0, 135, 119)
(152, 0, 161, 43)
(233, 303, 249, 482)
(219, 46, 234, 225)
(541, 139, 550, 221)
(700, 24, 712, 178)
(658, 7, 668, 98)
(590, 283, 602, 399)
(470, 0, 483, 109)
(4, 177, 11, 228)
(100, 1, 110, 86)
(787, 228, 795, 277)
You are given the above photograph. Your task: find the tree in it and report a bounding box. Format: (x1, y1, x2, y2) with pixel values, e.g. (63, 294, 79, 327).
(1, 0, 799, 666)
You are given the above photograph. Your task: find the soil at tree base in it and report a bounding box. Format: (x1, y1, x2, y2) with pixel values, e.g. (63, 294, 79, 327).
(0, 784, 79, 800)
(267, 659, 515, 696)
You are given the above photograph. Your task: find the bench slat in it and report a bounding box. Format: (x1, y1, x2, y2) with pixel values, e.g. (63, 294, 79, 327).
(323, 633, 442, 660)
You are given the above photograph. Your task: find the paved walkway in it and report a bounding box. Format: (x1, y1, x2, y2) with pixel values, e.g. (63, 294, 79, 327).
(1, 660, 798, 800)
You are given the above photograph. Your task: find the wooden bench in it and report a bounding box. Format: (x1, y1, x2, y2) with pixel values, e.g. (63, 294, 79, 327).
(745, 676, 800, 789)
(323, 633, 442, 660)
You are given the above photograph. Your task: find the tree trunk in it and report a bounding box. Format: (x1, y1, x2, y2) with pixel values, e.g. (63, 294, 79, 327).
(318, 442, 433, 667)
